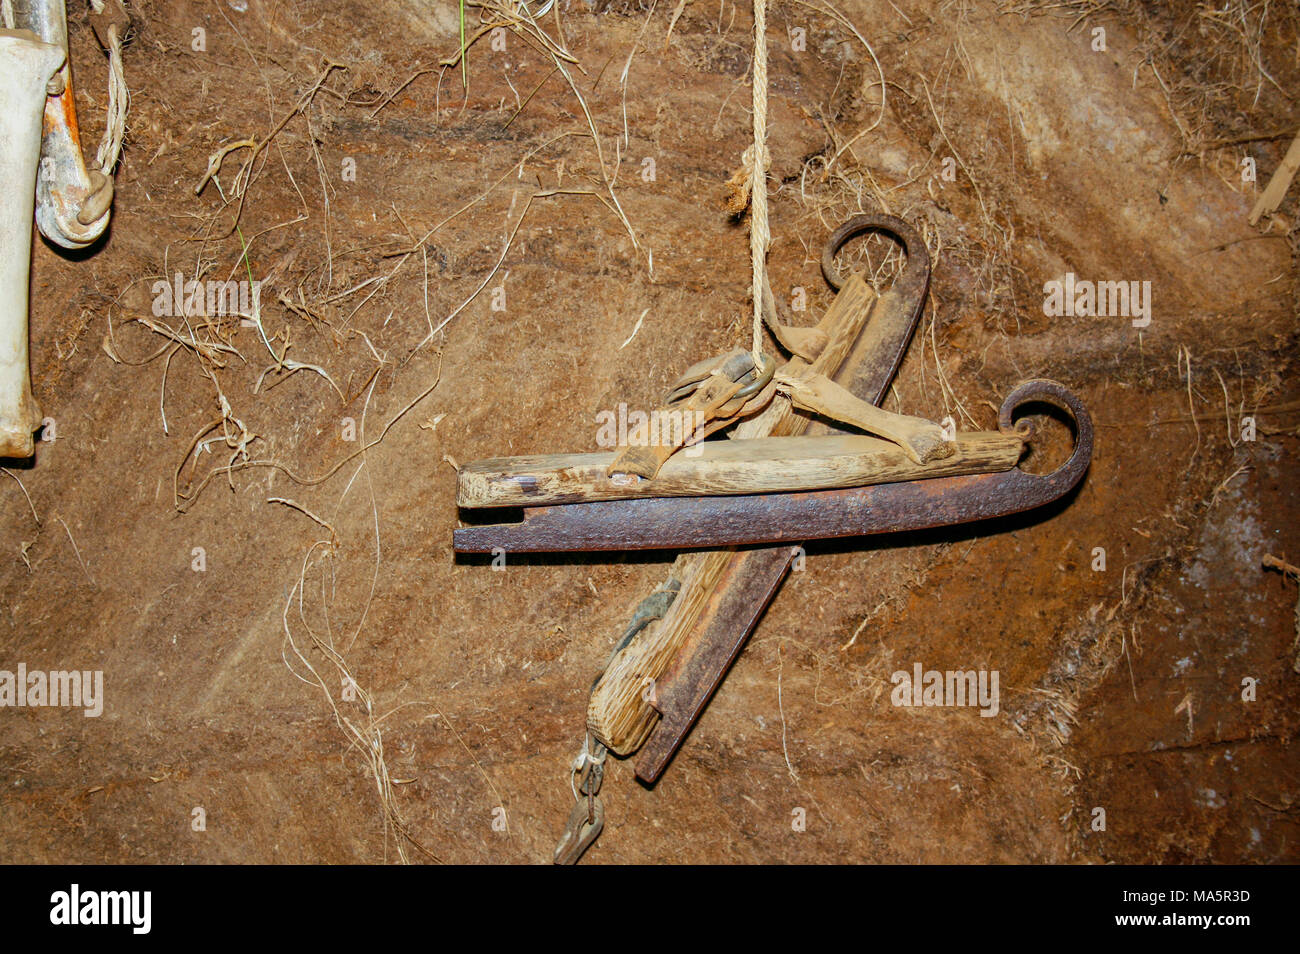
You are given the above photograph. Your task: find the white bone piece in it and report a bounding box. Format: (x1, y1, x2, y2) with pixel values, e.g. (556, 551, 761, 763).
(0, 29, 66, 457)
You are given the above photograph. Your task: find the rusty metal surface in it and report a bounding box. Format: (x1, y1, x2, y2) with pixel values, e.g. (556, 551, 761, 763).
(453, 378, 1093, 552)
(819, 214, 930, 411)
(635, 545, 795, 782)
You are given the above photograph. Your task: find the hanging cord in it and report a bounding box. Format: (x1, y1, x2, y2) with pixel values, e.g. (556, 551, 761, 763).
(88, 0, 130, 176)
(748, 0, 770, 363)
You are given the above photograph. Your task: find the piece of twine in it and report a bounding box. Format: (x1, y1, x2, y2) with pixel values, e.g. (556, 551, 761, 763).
(88, 0, 129, 176)
(748, 0, 770, 363)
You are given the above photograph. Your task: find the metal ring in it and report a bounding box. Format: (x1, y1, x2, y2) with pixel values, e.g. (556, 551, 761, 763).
(996, 378, 1094, 487)
(821, 213, 931, 293)
(733, 351, 776, 400)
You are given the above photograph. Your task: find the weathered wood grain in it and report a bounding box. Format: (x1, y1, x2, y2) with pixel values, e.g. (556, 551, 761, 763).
(458, 431, 1021, 507)
(587, 275, 878, 753)
(777, 371, 954, 464)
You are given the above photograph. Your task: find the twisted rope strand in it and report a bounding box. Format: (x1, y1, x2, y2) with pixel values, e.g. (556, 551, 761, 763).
(748, 0, 770, 362)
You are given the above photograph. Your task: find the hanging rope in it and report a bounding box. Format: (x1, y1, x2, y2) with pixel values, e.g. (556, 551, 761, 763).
(748, 0, 770, 363)
(89, 0, 130, 176)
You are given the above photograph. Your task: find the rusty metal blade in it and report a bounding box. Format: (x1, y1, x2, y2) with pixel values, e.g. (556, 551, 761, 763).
(453, 380, 1093, 553)
(636, 545, 795, 781)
